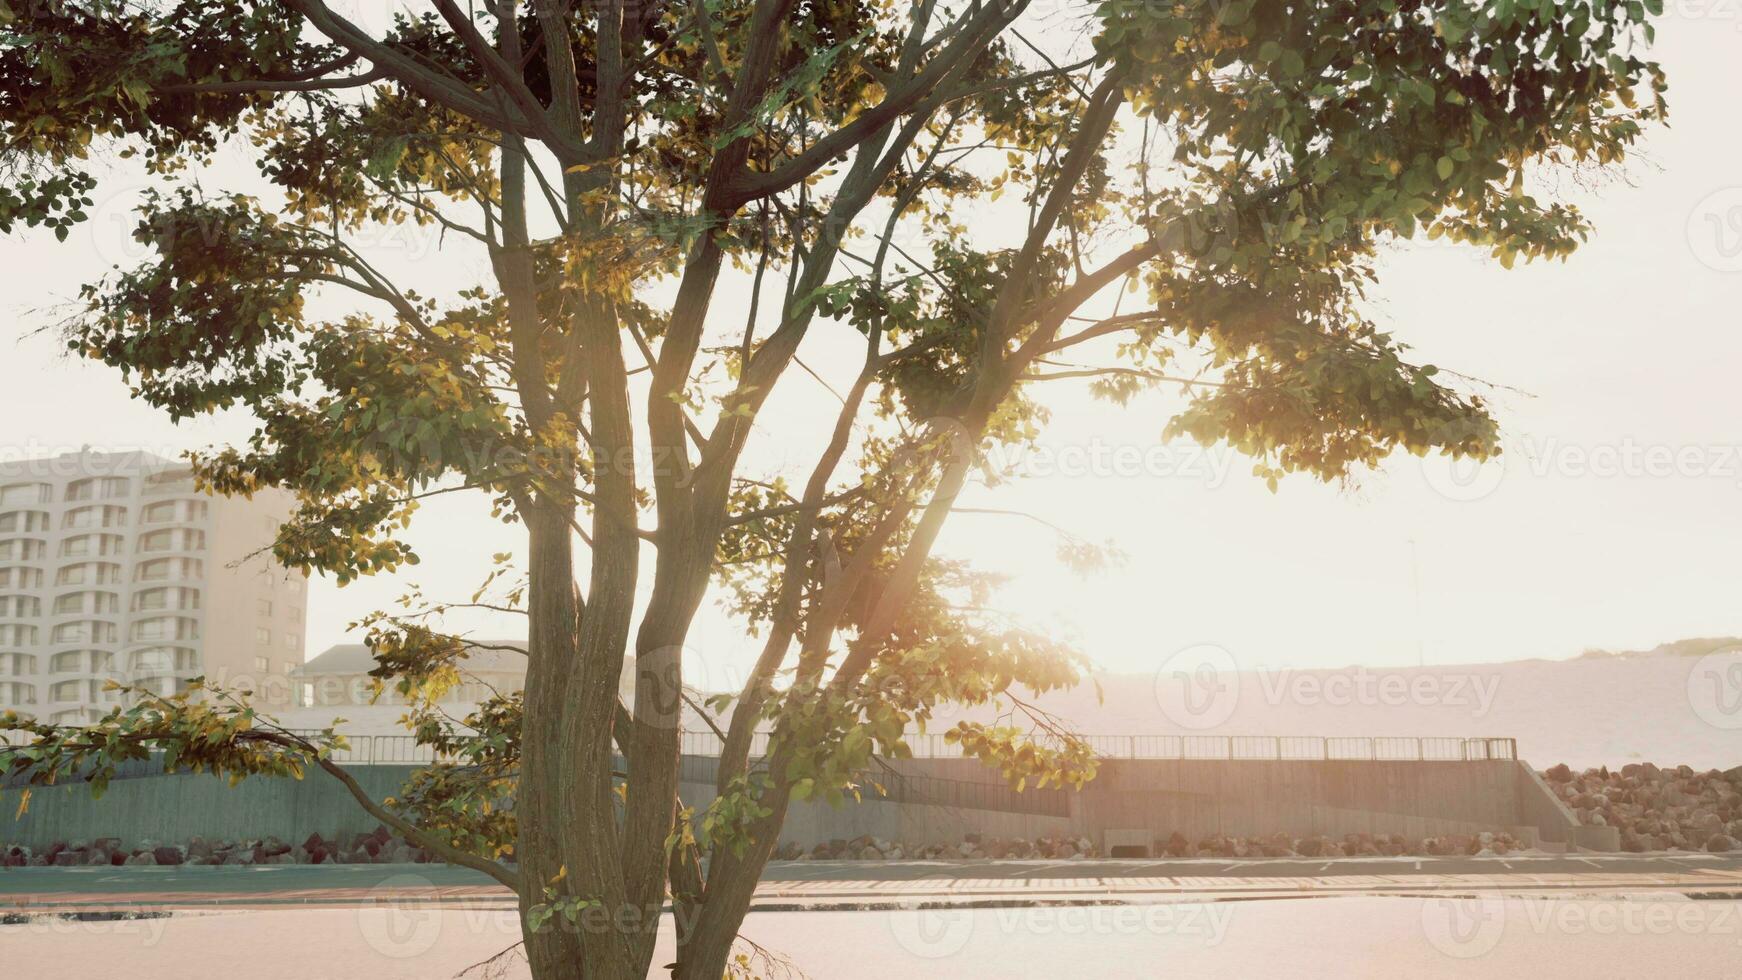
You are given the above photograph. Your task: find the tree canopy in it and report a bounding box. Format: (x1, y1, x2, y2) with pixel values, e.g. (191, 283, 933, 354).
(0, 1, 1665, 977)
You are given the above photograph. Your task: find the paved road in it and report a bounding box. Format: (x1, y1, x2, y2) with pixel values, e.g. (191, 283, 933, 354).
(761, 852, 1742, 880)
(11, 897, 1742, 979)
(5, 853, 1742, 912)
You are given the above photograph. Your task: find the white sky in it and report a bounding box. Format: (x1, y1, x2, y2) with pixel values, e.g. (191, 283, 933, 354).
(1, 11, 1738, 685)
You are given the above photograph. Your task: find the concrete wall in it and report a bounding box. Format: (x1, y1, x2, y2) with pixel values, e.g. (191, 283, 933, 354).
(4, 757, 1595, 853)
(685, 758, 1568, 850)
(2, 765, 416, 849)
(1079, 758, 1538, 843)
(680, 781, 1074, 849)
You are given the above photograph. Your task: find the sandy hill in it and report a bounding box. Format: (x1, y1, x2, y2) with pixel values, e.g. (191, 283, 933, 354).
(947, 640, 1742, 771)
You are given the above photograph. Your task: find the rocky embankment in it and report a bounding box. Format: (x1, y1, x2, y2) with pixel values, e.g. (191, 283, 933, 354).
(777, 829, 1534, 861)
(1543, 761, 1742, 853)
(2, 826, 433, 867)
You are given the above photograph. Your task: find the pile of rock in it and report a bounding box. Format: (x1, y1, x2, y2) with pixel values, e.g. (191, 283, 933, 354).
(778, 832, 1101, 862)
(1542, 762, 1742, 853)
(769, 829, 1531, 861)
(1146, 830, 1526, 859)
(0, 837, 183, 868)
(286, 828, 430, 865)
(1, 826, 436, 867)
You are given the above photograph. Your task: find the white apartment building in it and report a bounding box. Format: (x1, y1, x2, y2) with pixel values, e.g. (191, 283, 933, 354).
(0, 450, 308, 724)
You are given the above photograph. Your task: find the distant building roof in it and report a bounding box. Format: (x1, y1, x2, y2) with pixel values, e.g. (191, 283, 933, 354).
(294, 640, 529, 677)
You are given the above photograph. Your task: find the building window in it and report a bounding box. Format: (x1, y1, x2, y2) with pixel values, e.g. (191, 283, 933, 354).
(129, 617, 196, 643)
(0, 682, 37, 706)
(0, 653, 36, 675)
(283, 632, 300, 651)
(63, 505, 126, 530)
(0, 483, 51, 506)
(0, 511, 49, 533)
(53, 621, 120, 645)
(142, 471, 193, 495)
(59, 563, 120, 586)
(0, 568, 44, 589)
(139, 528, 204, 553)
(254, 656, 269, 673)
(142, 499, 208, 524)
(0, 539, 47, 561)
(255, 627, 271, 645)
(257, 599, 273, 617)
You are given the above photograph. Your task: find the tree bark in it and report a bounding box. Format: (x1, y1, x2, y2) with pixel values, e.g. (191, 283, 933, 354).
(518, 503, 594, 979)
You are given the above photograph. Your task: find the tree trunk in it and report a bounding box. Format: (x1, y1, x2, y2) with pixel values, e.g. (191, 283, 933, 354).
(519, 502, 638, 979)
(518, 504, 591, 978)
(672, 779, 794, 979)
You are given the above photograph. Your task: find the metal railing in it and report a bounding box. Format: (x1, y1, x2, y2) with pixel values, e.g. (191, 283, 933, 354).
(2, 729, 1516, 766)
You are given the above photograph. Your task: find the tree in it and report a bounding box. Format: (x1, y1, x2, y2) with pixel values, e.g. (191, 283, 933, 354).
(0, 1, 1664, 976)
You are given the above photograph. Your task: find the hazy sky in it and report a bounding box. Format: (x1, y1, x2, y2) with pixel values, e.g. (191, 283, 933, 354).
(1, 11, 1739, 686)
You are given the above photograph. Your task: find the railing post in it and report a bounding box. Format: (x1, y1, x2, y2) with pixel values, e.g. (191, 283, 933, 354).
(1129, 735, 1137, 758)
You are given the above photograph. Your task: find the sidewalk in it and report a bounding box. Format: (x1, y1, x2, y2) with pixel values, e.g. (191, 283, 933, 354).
(6, 855, 1742, 914)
